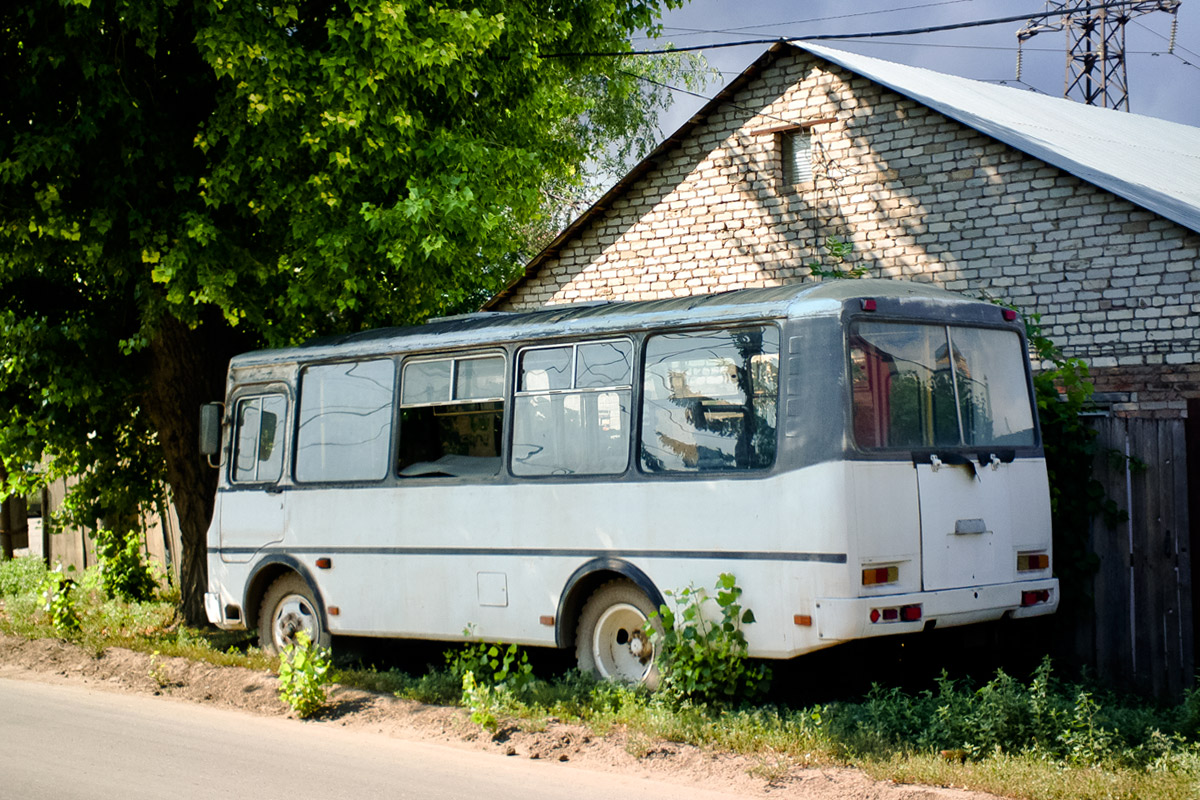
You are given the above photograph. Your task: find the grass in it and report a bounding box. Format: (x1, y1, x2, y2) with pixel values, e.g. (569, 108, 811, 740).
(0, 554, 274, 670)
(2, 553, 1198, 800)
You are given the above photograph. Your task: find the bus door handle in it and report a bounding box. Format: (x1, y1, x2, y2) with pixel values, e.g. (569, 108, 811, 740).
(954, 518, 988, 535)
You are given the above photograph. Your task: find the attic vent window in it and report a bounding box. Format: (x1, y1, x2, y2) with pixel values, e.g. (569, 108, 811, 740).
(781, 128, 813, 185)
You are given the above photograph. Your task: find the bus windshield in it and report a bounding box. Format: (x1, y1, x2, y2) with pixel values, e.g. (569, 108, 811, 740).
(849, 321, 1036, 450)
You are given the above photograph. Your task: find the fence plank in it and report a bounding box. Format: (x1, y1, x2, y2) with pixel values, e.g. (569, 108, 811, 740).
(1162, 420, 1192, 698)
(1091, 418, 1132, 684)
(1086, 416, 1193, 700)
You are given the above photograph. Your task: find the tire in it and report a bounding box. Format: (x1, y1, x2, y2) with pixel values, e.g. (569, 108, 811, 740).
(257, 573, 331, 656)
(575, 580, 662, 689)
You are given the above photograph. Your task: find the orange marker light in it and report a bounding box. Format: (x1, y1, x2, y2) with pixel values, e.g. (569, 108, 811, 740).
(1017, 554, 1049, 571)
(862, 566, 899, 586)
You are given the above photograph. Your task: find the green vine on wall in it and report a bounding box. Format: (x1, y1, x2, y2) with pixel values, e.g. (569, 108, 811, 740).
(807, 236, 868, 280)
(1006, 306, 1130, 617)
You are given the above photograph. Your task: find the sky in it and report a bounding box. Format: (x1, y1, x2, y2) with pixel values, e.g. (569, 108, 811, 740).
(641, 0, 1200, 135)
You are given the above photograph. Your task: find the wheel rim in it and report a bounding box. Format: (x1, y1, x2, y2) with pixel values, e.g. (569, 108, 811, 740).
(591, 602, 654, 682)
(271, 593, 319, 649)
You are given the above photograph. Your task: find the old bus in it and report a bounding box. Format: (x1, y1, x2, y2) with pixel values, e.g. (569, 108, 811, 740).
(201, 279, 1057, 683)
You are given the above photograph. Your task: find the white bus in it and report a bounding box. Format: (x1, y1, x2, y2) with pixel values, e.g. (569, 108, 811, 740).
(201, 279, 1057, 683)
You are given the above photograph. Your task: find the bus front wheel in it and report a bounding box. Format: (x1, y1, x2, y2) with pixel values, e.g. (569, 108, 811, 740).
(575, 580, 662, 688)
(257, 573, 331, 656)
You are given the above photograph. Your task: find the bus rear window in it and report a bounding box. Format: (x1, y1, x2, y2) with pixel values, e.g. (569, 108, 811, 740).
(850, 322, 1035, 450)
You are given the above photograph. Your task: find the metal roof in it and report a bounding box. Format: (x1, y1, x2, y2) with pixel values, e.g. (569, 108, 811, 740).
(485, 43, 1200, 308)
(235, 279, 973, 367)
(800, 42, 1200, 236)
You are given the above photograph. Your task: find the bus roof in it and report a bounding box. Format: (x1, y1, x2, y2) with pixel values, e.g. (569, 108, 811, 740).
(230, 279, 979, 368)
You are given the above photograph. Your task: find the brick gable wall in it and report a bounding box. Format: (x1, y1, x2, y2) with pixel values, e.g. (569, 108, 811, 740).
(497, 51, 1200, 416)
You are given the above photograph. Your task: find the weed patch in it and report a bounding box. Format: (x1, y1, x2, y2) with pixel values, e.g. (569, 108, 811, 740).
(2, 572, 1198, 800)
(277, 631, 334, 718)
(0, 554, 48, 597)
(651, 573, 771, 706)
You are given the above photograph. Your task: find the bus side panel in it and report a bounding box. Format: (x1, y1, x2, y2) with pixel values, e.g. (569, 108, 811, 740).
(266, 463, 852, 656)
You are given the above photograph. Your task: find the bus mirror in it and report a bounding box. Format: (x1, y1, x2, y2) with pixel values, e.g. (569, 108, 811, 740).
(199, 403, 223, 464)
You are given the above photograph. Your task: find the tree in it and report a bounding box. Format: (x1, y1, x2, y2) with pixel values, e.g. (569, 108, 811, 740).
(0, 0, 691, 622)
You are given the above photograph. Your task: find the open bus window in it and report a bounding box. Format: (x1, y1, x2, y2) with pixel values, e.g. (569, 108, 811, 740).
(295, 360, 394, 482)
(398, 354, 504, 478)
(232, 394, 287, 483)
(640, 327, 779, 473)
(850, 322, 1035, 450)
(511, 340, 632, 476)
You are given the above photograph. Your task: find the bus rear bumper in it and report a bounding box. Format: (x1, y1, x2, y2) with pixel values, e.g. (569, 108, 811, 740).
(815, 578, 1059, 643)
(204, 591, 247, 631)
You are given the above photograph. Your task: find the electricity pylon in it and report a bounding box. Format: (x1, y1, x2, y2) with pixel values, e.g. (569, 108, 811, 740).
(1017, 1, 1180, 110)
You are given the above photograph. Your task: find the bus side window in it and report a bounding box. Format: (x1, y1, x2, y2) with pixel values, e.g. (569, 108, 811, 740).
(640, 327, 779, 473)
(295, 360, 395, 483)
(232, 394, 287, 483)
(511, 340, 632, 476)
(398, 354, 504, 478)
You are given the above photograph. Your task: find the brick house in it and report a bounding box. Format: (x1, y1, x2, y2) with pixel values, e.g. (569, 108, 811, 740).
(487, 42, 1200, 695)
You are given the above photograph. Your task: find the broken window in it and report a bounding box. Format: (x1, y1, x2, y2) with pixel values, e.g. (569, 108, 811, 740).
(511, 340, 633, 476)
(295, 360, 394, 482)
(640, 327, 779, 473)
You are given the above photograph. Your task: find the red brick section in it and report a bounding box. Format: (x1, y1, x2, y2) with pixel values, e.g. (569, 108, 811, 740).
(1090, 363, 1200, 419)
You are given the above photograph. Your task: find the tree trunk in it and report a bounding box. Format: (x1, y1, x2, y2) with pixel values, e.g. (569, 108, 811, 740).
(142, 315, 236, 625)
(0, 499, 12, 560)
(0, 463, 12, 560)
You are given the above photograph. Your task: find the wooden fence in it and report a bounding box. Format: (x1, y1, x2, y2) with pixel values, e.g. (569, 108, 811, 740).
(1079, 416, 1193, 700)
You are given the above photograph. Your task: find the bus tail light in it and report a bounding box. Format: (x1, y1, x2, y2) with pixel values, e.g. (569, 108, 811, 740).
(1022, 589, 1051, 607)
(862, 566, 899, 586)
(1017, 553, 1049, 572)
(870, 604, 921, 624)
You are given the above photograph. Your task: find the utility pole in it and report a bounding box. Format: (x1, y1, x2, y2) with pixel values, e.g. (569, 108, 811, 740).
(1017, 0, 1181, 110)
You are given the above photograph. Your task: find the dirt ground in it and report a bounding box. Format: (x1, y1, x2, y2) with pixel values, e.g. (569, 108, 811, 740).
(0, 633, 1008, 800)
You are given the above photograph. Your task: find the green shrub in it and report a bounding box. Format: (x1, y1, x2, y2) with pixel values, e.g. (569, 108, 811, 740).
(92, 528, 158, 602)
(821, 656, 1200, 772)
(650, 573, 771, 705)
(447, 635, 534, 695)
(40, 564, 80, 636)
(277, 630, 334, 718)
(0, 554, 47, 597)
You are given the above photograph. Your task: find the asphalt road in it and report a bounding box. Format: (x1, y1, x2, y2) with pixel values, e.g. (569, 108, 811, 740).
(0, 677, 747, 800)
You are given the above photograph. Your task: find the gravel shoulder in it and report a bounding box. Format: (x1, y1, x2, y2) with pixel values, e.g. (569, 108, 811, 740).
(0, 633, 1008, 800)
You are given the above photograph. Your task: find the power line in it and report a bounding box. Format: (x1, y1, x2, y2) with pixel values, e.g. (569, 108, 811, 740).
(546, 2, 1184, 58)
(641, 0, 982, 41)
(834, 38, 1179, 54)
(615, 69, 797, 130)
(1132, 17, 1200, 61)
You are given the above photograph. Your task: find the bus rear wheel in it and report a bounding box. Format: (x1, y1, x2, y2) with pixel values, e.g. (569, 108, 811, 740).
(575, 580, 661, 688)
(257, 573, 330, 656)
